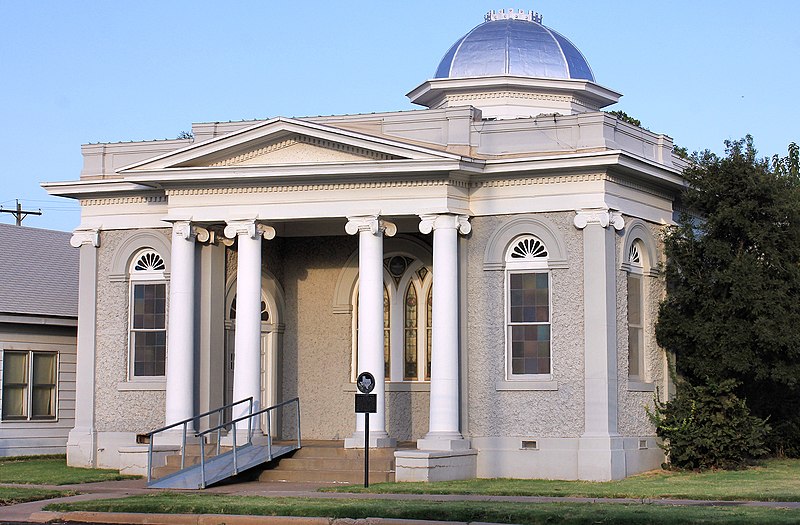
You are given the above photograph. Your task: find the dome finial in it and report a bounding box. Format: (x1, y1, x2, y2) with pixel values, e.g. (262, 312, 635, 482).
(484, 8, 543, 23)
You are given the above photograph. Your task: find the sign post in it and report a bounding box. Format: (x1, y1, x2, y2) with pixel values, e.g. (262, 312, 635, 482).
(355, 372, 376, 488)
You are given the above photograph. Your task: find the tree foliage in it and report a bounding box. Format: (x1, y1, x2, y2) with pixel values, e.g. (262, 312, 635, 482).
(656, 136, 800, 456)
(648, 378, 769, 470)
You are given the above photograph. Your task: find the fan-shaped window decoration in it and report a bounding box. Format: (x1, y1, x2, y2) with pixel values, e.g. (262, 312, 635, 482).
(507, 236, 548, 262)
(628, 242, 642, 267)
(133, 250, 165, 272)
(229, 297, 270, 322)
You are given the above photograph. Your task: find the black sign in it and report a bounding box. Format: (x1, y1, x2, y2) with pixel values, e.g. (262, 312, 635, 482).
(355, 393, 377, 413)
(356, 372, 375, 394)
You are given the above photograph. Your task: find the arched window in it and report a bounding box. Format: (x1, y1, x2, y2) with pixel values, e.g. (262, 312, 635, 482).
(128, 249, 167, 378)
(505, 235, 551, 379)
(353, 286, 392, 379)
(352, 254, 432, 382)
(626, 240, 645, 381)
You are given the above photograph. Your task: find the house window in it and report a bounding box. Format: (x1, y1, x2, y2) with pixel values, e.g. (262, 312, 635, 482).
(2, 351, 57, 420)
(505, 235, 551, 379)
(353, 255, 432, 382)
(129, 249, 167, 378)
(627, 241, 645, 380)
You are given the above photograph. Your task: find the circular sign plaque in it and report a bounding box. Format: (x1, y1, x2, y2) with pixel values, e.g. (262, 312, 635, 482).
(356, 371, 376, 394)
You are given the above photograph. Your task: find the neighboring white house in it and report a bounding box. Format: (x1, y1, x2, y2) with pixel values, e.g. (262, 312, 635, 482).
(44, 9, 686, 481)
(0, 223, 78, 456)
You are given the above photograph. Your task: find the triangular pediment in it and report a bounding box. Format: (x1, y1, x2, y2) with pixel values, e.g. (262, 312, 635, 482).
(118, 117, 458, 173)
(200, 133, 398, 168)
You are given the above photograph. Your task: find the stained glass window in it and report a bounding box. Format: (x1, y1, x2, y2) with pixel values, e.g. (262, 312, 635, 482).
(404, 284, 418, 380)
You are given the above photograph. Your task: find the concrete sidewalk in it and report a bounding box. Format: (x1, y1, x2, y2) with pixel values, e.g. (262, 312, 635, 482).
(3, 478, 800, 525)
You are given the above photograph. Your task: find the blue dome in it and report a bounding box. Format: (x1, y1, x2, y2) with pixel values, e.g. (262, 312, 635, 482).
(434, 15, 595, 82)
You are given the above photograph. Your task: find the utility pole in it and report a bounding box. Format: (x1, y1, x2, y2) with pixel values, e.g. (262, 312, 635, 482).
(0, 199, 42, 226)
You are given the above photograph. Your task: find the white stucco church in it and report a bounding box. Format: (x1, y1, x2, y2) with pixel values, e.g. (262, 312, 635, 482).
(45, 9, 686, 481)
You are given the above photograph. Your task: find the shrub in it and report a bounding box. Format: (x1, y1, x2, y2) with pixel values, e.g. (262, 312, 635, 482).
(648, 378, 770, 470)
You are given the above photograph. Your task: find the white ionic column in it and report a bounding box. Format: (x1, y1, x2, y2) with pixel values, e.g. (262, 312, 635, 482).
(66, 229, 100, 467)
(224, 219, 275, 438)
(418, 214, 471, 451)
(344, 215, 397, 448)
(165, 221, 208, 433)
(574, 208, 626, 480)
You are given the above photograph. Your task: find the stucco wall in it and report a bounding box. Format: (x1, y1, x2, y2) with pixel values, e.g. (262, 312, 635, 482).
(466, 212, 585, 439)
(616, 219, 668, 437)
(94, 229, 170, 434)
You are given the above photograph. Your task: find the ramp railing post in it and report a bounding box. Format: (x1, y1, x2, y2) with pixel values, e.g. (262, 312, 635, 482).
(232, 424, 239, 474)
(200, 439, 207, 489)
(181, 421, 187, 470)
(147, 436, 153, 484)
(296, 398, 302, 449)
(266, 407, 273, 459)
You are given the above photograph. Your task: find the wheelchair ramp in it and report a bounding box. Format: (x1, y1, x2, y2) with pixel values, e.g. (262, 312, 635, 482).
(149, 442, 298, 489)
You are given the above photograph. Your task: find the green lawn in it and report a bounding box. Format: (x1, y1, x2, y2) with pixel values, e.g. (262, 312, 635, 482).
(45, 493, 800, 525)
(0, 486, 74, 506)
(0, 455, 138, 485)
(326, 459, 800, 502)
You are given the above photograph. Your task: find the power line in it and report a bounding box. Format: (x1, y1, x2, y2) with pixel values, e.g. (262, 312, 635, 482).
(0, 199, 42, 226)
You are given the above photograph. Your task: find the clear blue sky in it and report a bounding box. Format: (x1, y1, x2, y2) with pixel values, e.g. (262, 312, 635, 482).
(1, 1, 798, 231)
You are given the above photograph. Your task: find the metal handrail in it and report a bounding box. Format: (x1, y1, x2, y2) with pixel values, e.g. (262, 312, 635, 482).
(146, 397, 254, 484)
(196, 397, 300, 488)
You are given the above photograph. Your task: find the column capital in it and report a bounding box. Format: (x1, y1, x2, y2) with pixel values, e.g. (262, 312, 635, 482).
(70, 228, 100, 248)
(224, 219, 276, 240)
(345, 215, 397, 237)
(418, 213, 471, 235)
(573, 208, 624, 231)
(173, 221, 210, 243)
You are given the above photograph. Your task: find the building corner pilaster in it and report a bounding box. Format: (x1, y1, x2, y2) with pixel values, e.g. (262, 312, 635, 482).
(67, 228, 101, 467)
(573, 208, 627, 480)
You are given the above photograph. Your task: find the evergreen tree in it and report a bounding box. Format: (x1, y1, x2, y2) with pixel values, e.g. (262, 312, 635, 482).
(656, 136, 800, 456)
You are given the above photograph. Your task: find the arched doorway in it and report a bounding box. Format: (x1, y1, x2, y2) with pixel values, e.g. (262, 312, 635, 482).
(223, 272, 285, 434)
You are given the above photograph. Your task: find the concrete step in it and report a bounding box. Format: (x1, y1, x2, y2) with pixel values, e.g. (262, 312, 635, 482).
(258, 468, 394, 484)
(275, 456, 395, 471)
(291, 446, 396, 459)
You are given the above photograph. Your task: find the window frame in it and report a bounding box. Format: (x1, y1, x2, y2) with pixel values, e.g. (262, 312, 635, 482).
(626, 240, 647, 383)
(127, 249, 168, 382)
(351, 255, 433, 383)
(1, 350, 58, 422)
(504, 235, 553, 382)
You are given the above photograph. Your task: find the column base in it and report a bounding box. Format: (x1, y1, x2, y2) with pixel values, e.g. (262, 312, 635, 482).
(395, 449, 477, 482)
(577, 434, 626, 481)
(344, 431, 397, 449)
(418, 431, 471, 451)
(66, 427, 97, 468)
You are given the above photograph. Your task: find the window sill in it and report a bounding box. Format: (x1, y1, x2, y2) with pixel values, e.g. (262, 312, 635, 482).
(118, 380, 166, 392)
(343, 382, 431, 393)
(627, 380, 656, 392)
(1, 417, 58, 423)
(496, 380, 558, 391)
